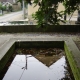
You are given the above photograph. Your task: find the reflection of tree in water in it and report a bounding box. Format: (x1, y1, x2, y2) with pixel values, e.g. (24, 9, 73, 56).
(61, 70, 72, 80)
(16, 48, 64, 67)
(1, 48, 74, 80)
(61, 60, 73, 80)
(22, 55, 32, 70)
(19, 55, 32, 80)
(16, 48, 73, 80)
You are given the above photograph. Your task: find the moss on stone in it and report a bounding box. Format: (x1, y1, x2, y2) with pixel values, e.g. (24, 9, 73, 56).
(0, 44, 15, 73)
(64, 43, 80, 80)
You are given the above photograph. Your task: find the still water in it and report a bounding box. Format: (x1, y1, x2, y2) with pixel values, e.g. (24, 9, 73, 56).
(3, 55, 70, 80)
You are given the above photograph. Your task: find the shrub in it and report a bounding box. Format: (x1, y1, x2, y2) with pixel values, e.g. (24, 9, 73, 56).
(0, 2, 2, 10)
(8, 5, 13, 12)
(2, 6, 7, 11)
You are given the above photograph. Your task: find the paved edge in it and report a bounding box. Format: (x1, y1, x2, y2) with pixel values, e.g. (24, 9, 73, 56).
(64, 39, 80, 80)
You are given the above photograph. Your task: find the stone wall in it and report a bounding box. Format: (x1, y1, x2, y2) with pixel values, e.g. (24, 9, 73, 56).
(0, 25, 80, 33)
(12, 2, 21, 11)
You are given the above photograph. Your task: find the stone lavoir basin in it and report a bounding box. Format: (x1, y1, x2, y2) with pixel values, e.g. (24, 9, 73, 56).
(1, 48, 73, 80)
(0, 38, 80, 80)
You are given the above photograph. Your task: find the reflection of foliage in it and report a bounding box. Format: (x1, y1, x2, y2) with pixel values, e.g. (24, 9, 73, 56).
(16, 48, 64, 67)
(16, 49, 22, 54)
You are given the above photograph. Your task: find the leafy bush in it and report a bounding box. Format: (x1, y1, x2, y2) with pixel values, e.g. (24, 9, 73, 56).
(18, 0, 80, 27)
(0, 2, 2, 10)
(32, 0, 80, 27)
(8, 5, 13, 12)
(2, 6, 7, 11)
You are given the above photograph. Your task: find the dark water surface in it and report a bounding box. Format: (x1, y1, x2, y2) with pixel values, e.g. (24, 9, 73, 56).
(3, 55, 71, 80)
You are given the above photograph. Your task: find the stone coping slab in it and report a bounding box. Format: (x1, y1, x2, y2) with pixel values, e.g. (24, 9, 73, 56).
(65, 39, 80, 67)
(0, 37, 80, 61)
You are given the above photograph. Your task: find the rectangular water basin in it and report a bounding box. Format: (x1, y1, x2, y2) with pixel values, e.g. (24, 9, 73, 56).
(0, 39, 80, 80)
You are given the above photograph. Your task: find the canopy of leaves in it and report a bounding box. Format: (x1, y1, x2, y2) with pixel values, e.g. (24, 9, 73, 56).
(17, 0, 32, 5)
(63, 0, 80, 14)
(18, 0, 80, 27)
(0, 2, 2, 10)
(32, 0, 80, 27)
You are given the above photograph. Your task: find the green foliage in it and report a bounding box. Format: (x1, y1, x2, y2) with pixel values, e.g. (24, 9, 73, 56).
(8, 5, 13, 12)
(32, 0, 65, 27)
(2, 6, 6, 11)
(17, 0, 32, 4)
(17, 0, 22, 3)
(32, 0, 80, 27)
(25, 0, 32, 5)
(0, 2, 2, 10)
(0, 2, 7, 11)
(19, 0, 80, 27)
(63, 0, 80, 14)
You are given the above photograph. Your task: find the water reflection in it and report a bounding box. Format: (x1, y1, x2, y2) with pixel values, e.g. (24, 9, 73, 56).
(3, 55, 69, 80)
